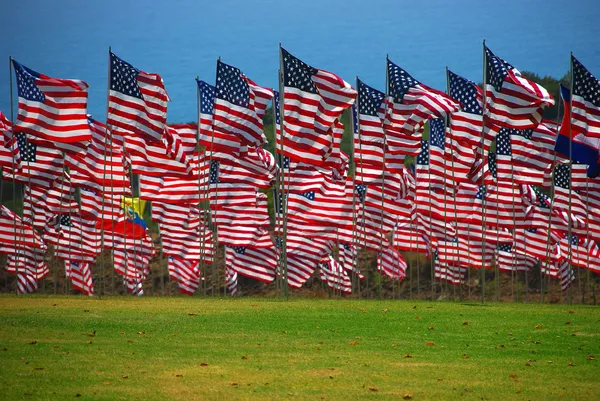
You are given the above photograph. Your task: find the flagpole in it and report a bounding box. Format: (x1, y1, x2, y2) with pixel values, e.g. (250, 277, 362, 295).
(356, 82, 368, 300)
(109, 126, 116, 295)
(278, 44, 289, 297)
(583, 175, 591, 304)
(479, 40, 488, 304)
(195, 77, 208, 297)
(350, 82, 360, 298)
(567, 53, 574, 305)
(8, 56, 19, 294)
(445, 67, 464, 301)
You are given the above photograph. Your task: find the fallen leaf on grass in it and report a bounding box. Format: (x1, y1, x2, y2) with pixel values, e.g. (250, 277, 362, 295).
(524, 363, 531, 367)
(282, 331, 287, 334)
(187, 313, 197, 316)
(120, 332, 125, 335)
(568, 310, 575, 314)
(412, 306, 417, 310)
(127, 340, 133, 344)
(175, 374, 183, 377)
(231, 383, 238, 386)
(76, 394, 82, 398)
(546, 361, 553, 364)
(462, 354, 469, 359)
(360, 309, 367, 313)
(200, 363, 209, 367)
(103, 382, 111, 385)
(52, 346, 60, 349)
(381, 308, 389, 313)
(1, 348, 7, 351)
(251, 304, 257, 307)
(425, 341, 435, 346)
(588, 355, 596, 360)
(24, 393, 33, 397)
(329, 376, 334, 379)
(83, 310, 90, 312)
(403, 354, 413, 359)
(415, 316, 421, 320)
(369, 387, 378, 392)
(403, 395, 412, 400)
(428, 326, 435, 331)
(87, 341, 93, 344)
(29, 341, 37, 345)
(463, 321, 469, 326)
(34, 367, 44, 370)
(534, 324, 543, 329)
(241, 356, 249, 360)
(122, 375, 129, 379)
(136, 331, 145, 335)
(565, 321, 571, 325)
(568, 362, 576, 367)
(349, 341, 359, 345)
(509, 374, 518, 380)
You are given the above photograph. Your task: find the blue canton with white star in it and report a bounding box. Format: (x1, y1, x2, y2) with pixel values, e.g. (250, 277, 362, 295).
(429, 119, 446, 150)
(198, 80, 215, 114)
(498, 243, 512, 252)
(209, 160, 220, 184)
(553, 163, 571, 189)
(496, 129, 512, 156)
(485, 47, 512, 92)
(572, 56, 600, 107)
(357, 78, 385, 116)
(281, 48, 318, 93)
(355, 184, 367, 203)
(215, 60, 250, 108)
(16, 133, 36, 162)
(110, 52, 142, 99)
(488, 152, 497, 178)
(387, 59, 420, 103)
(233, 246, 246, 254)
(12, 60, 45, 102)
(416, 140, 429, 165)
(448, 70, 481, 115)
(59, 214, 74, 227)
(300, 191, 315, 201)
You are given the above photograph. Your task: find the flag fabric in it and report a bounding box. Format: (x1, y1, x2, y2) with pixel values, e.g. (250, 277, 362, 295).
(213, 60, 273, 147)
(0, 205, 45, 249)
(226, 245, 277, 283)
(108, 51, 169, 142)
(541, 259, 575, 292)
(433, 251, 466, 285)
(11, 60, 91, 143)
(377, 247, 407, 280)
(495, 244, 537, 272)
(6, 132, 64, 188)
(65, 261, 94, 296)
(168, 256, 202, 295)
(280, 48, 357, 164)
(197, 80, 241, 152)
(554, 84, 600, 170)
(319, 256, 352, 294)
(225, 266, 239, 296)
(570, 56, 600, 139)
(484, 46, 554, 129)
(385, 59, 459, 138)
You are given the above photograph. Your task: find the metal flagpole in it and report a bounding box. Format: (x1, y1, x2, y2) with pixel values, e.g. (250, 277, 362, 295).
(350, 92, 359, 298)
(278, 45, 289, 297)
(479, 40, 488, 304)
(376, 56, 390, 299)
(195, 77, 209, 296)
(8, 56, 19, 294)
(567, 53, 574, 305)
(272, 90, 282, 297)
(583, 175, 591, 304)
(445, 67, 463, 302)
(356, 80, 368, 300)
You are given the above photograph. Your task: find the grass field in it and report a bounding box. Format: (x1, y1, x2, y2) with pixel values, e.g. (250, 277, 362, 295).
(0, 296, 598, 400)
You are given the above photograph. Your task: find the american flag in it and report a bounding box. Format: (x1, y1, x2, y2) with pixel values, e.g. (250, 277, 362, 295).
(541, 259, 575, 292)
(283, 233, 334, 288)
(68, 118, 131, 193)
(112, 233, 156, 296)
(11, 60, 91, 143)
(0, 112, 18, 170)
(338, 242, 364, 279)
(280, 48, 357, 164)
(119, 128, 193, 177)
(45, 214, 102, 262)
(226, 245, 277, 283)
(385, 59, 459, 138)
(197, 79, 241, 152)
(355, 79, 386, 170)
(433, 251, 466, 285)
(0, 205, 45, 249)
(495, 127, 553, 187)
(559, 232, 600, 269)
(495, 244, 537, 272)
(571, 56, 600, 139)
(484, 46, 554, 129)
(552, 163, 589, 231)
(225, 266, 239, 296)
(377, 247, 407, 281)
(213, 60, 273, 147)
(168, 256, 202, 295)
(5, 247, 48, 294)
(6, 131, 64, 188)
(108, 51, 169, 142)
(319, 256, 352, 294)
(65, 261, 94, 296)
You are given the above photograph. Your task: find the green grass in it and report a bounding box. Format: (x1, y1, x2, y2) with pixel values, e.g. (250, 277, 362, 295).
(0, 296, 598, 400)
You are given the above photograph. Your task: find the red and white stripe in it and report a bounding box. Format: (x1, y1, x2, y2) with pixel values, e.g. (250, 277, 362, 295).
(377, 247, 406, 281)
(65, 261, 94, 296)
(226, 245, 277, 283)
(13, 61, 92, 143)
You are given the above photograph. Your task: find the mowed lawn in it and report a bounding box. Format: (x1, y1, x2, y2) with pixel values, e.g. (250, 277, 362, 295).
(0, 296, 598, 400)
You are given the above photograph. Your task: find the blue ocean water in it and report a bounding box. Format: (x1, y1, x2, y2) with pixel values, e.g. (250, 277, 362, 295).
(0, 0, 598, 124)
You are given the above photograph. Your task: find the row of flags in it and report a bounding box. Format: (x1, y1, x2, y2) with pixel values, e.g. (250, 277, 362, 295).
(0, 42, 599, 297)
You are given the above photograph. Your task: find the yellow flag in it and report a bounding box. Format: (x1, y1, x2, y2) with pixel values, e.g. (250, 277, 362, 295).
(121, 196, 146, 216)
